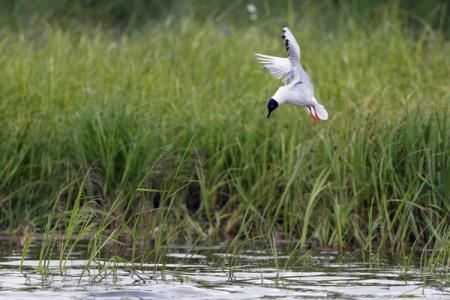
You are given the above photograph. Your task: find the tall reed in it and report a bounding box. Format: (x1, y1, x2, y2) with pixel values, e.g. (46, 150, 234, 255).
(0, 1, 448, 268)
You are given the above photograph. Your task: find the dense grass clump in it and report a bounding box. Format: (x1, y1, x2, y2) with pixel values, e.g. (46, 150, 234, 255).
(0, 1, 449, 267)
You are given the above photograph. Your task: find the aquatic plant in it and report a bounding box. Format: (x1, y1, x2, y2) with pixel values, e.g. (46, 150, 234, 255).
(0, 0, 448, 270)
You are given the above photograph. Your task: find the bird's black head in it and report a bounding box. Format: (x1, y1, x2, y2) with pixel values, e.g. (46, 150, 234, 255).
(267, 98, 279, 119)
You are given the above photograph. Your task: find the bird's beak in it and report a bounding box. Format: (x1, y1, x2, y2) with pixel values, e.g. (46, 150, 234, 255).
(267, 111, 272, 119)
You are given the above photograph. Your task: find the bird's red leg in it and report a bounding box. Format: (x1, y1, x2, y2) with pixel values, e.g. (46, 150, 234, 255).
(311, 106, 320, 123)
(308, 106, 316, 122)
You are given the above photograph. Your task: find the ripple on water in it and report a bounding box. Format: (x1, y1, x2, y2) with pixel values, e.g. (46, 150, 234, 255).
(0, 246, 448, 300)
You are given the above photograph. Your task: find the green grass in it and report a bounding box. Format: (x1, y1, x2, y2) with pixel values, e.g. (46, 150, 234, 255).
(0, 1, 449, 269)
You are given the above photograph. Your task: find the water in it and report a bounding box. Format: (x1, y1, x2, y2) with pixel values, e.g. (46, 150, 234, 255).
(0, 243, 448, 299)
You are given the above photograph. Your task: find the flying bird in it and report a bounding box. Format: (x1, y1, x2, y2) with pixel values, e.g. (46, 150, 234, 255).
(256, 26, 328, 122)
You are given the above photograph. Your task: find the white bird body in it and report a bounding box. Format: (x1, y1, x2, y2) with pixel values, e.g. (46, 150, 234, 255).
(273, 83, 315, 106)
(256, 27, 328, 121)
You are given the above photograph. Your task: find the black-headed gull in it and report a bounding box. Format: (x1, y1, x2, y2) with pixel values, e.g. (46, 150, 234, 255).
(256, 26, 328, 122)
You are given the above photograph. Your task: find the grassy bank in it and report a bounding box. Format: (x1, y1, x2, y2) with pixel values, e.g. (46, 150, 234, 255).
(0, 1, 449, 268)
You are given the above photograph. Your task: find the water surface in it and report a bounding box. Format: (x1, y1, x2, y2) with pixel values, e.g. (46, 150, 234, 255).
(0, 243, 448, 299)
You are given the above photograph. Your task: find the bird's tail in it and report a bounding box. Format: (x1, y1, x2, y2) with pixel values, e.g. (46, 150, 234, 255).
(313, 102, 328, 120)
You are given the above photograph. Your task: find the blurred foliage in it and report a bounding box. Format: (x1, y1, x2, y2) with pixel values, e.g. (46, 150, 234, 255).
(0, 0, 448, 260)
(0, 0, 448, 35)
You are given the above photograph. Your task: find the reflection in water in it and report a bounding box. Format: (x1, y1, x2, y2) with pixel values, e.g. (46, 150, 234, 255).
(0, 243, 448, 299)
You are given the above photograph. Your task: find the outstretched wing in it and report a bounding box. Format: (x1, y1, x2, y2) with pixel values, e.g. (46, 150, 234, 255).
(281, 26, 301, 71)
(255, 53, 296, 84)
(255, 26, 302, 84)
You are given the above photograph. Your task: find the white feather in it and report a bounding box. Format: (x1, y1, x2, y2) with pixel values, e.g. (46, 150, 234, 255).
(255, 53, 295, 84)
(313, 103, 329, 120)
(281, 26, 301, 80)
(256, 26, 329, 121)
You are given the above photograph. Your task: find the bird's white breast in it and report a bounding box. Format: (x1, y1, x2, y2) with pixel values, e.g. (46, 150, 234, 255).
(274, 83, 315, 107)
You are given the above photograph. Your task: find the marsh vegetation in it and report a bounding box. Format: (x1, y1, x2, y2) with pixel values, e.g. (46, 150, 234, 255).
(0, 0, 448, 285)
